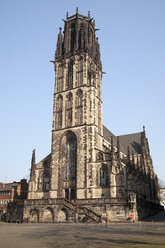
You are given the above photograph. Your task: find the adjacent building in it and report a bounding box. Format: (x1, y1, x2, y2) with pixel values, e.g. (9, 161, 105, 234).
(0, 180, 28, 221)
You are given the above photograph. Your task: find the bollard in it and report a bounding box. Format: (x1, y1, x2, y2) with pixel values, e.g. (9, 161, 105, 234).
(129, 223, 130, 231)
(139, 221, 141, 230)
(105, 218, 108, 228)
(86, 219, 88, 229)
(152, 220, 154, 230)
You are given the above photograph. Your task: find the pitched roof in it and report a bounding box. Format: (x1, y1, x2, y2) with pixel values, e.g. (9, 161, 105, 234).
(103, 125, 142, 155)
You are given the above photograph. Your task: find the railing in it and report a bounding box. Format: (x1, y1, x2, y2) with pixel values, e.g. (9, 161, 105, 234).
(80, 206, 101, 222)
(25, 197, 127, 206)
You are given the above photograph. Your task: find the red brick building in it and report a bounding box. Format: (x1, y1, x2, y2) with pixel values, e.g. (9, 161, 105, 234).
(0, 179, 28, 214)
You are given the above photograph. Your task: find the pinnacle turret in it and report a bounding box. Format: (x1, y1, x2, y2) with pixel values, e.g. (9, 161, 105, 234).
(55, 9, 102, 69)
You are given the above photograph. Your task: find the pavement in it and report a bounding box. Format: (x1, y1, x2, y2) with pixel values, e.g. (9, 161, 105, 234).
(0, 222, 165, 248)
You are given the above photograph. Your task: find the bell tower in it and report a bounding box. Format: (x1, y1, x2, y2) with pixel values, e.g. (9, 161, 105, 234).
(50, 9, 103, 200)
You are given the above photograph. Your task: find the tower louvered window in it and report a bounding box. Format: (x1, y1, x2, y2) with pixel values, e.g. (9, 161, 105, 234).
(66, 61, 73, 89)
(76, 58, 83, 87)
(75, 89, 83, 125)
(65, 93, 73, 127)
(56, 95, 63, 129)
(56, 65, 63, 92)
(71, 23, 76, 52)
(78, 24, 84, 49)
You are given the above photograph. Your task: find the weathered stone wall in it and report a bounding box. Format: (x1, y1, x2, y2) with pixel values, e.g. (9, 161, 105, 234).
(25, 10, 162, 223)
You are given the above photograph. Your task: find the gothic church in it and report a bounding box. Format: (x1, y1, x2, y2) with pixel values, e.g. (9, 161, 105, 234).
(23, 9, 161, 222)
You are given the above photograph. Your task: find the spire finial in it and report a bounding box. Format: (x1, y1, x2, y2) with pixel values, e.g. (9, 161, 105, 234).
(66, 11, 68, 20)
(127, 146, 130, 157)
(76, 7, 78, 15)
(32, 149, 35, 161)
(117, 136, 121, 159)
(111, 136, 114, 152)
(143, 125, 145, 132)
(132, 150, 135, 164)
(88, 11, 90, 20)
(59, 27, 62, 33)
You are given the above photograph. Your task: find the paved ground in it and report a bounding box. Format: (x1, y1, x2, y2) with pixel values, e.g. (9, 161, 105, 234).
(0, 222, 165, 248)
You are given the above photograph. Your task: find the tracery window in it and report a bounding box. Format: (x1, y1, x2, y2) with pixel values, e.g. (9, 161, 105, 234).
(38, 171, 50, 191)
(66, 61, 73, 89)
(78, 24, 85, 49)
(71, 23, 76, 52)
(65, 134, 76, 180)
(98, 101, 101, 134)
(96, 152, 103, 161)
(76, 58, 83, 87)
(65, 93, 73, 127)
(75, 89, 83, 125)
(99, 164, 108, 187)
(56, 65, 63, 92)
(43, 161, 48, 168)
(56, 95, 63, 129)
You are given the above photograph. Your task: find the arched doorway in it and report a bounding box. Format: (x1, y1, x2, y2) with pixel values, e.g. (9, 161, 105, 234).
(42, 208, 54, 222)
(29, 209, 39, 223)
(58, 208, 68, 222)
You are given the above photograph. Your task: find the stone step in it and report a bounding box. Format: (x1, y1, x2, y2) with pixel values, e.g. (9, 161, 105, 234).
(63, 198, 101, 222)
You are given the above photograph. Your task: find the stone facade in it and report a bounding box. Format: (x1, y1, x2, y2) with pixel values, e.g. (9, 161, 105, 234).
(23, 9, 162, 223)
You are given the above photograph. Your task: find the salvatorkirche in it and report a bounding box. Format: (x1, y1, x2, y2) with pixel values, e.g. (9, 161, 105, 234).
(21, 9, 162, 223)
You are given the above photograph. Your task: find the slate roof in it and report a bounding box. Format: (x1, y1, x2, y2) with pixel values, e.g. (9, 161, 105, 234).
(103, 125, 142, 155)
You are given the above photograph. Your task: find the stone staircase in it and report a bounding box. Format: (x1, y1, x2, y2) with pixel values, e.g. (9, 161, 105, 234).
(63, 198, 101, 223)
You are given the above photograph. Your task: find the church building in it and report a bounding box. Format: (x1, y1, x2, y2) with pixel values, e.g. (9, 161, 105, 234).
(23, 9, 161, 222)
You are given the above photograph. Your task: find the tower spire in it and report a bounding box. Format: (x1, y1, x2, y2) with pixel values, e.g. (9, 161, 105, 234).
(117, 136, 121, 160)
(55, 27, 63, 60)
(30, 149, 36, 179)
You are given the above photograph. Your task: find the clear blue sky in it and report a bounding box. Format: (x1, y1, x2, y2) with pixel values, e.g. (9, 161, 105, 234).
(0, 0, 165, 183)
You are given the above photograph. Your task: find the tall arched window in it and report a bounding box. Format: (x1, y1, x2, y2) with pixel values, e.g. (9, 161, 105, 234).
(98, 101, 101, 134)
(56, 65, 63, 92)
(75, 89, 83, 125)
(96, 152, 103, 161)
(99, 164, 108, 187)
(78, 24, 85, 49)
(71, 23, 76, 52)
(65, 134, 76, 180)
(56, 95, 63, 129)
(65, 93, 73, 127)
(66, 61, 73, 89)
(38, 171, 50, 191)
(43, 171, 50, 191)
(76, 58, 83, 87)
